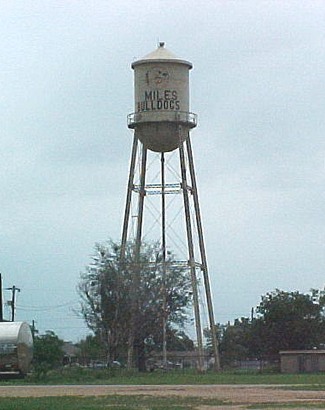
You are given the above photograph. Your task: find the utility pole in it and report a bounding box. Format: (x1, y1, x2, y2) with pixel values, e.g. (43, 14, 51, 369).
(31, 320, 38, 339)
(6, 285, 20, 322)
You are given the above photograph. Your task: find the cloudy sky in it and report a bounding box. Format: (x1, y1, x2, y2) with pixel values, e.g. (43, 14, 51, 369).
(1, 1, 324, 342)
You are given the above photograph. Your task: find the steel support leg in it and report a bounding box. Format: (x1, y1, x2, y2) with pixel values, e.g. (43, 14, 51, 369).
(179, 141, 204, 372)
(127, 140, 147, 369)
(121, 133, 139, 260)
(186, 136, 220, 371)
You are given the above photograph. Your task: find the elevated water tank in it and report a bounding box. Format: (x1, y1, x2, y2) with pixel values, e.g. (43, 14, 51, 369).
(128, 43, 197, 152)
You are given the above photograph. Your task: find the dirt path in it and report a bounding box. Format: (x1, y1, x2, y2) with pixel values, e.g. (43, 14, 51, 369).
(0, 384, 325, 408)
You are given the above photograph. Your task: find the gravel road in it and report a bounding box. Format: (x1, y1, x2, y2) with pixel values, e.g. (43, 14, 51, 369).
(0, 384, 325, 408)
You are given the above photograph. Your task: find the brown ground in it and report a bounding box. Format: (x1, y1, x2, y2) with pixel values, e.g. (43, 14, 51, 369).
(0, 384, 325, 408)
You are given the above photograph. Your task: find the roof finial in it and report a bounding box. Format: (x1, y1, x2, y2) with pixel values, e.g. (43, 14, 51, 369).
(159, 41, 165, 48)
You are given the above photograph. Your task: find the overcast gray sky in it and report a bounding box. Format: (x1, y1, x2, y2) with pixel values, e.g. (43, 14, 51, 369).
(1, 1, 324, 342)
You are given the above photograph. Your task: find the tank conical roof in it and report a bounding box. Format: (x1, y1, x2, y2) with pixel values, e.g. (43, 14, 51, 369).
(132, 43, 192, 69)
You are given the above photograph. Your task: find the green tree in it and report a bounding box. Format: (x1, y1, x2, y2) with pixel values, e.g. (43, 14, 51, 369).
(205, 320, 253, 367)
(253, 289, 325, 360)
(166, 329, 194, 351)
(219, 318, 252, 366)
(206, 289, 325, 367)
(77, 334, 107, 366)
(33, 331, 64, 378)
(78, 240, 193, 371)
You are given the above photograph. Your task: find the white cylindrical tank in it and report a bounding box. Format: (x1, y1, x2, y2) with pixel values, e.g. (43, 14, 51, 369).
(0, 322, 33, 375)
(128, 43, 197, 152)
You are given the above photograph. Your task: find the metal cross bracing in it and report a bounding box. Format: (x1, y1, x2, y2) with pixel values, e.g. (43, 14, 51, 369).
(120, 131, 220, 372)
(133, 183, 182, 196)
(122, 141, 199, 264)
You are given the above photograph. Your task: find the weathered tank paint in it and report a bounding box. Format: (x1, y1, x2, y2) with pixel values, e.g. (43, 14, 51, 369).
(128, 44, 196, 152)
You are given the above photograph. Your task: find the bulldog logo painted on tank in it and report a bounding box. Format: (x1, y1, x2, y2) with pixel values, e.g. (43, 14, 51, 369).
(146, 66, 169, 86)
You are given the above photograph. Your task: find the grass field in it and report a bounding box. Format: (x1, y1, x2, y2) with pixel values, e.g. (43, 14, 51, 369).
(2, 370, 325, 409)
(0, 395, 227, 410)
(0, 394, 325, 410)
(15, 367, 325, 386)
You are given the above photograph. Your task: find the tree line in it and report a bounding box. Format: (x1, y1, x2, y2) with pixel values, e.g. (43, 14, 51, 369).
(209, 288, 325, 366)
(77, 239, 325, 370)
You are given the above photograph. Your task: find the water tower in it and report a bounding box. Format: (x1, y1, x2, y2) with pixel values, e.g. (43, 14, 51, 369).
(121, 43, 220, 371)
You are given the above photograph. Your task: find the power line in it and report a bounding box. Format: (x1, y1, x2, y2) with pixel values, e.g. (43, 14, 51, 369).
(16, 299, 77, 312)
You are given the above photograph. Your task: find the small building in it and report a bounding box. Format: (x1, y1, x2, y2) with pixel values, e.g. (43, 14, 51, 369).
(280, 350, 325, 373)
(62, 342, 80, 366)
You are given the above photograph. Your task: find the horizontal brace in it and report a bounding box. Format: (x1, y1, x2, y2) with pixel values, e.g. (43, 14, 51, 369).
(133, 183, 193, 195)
